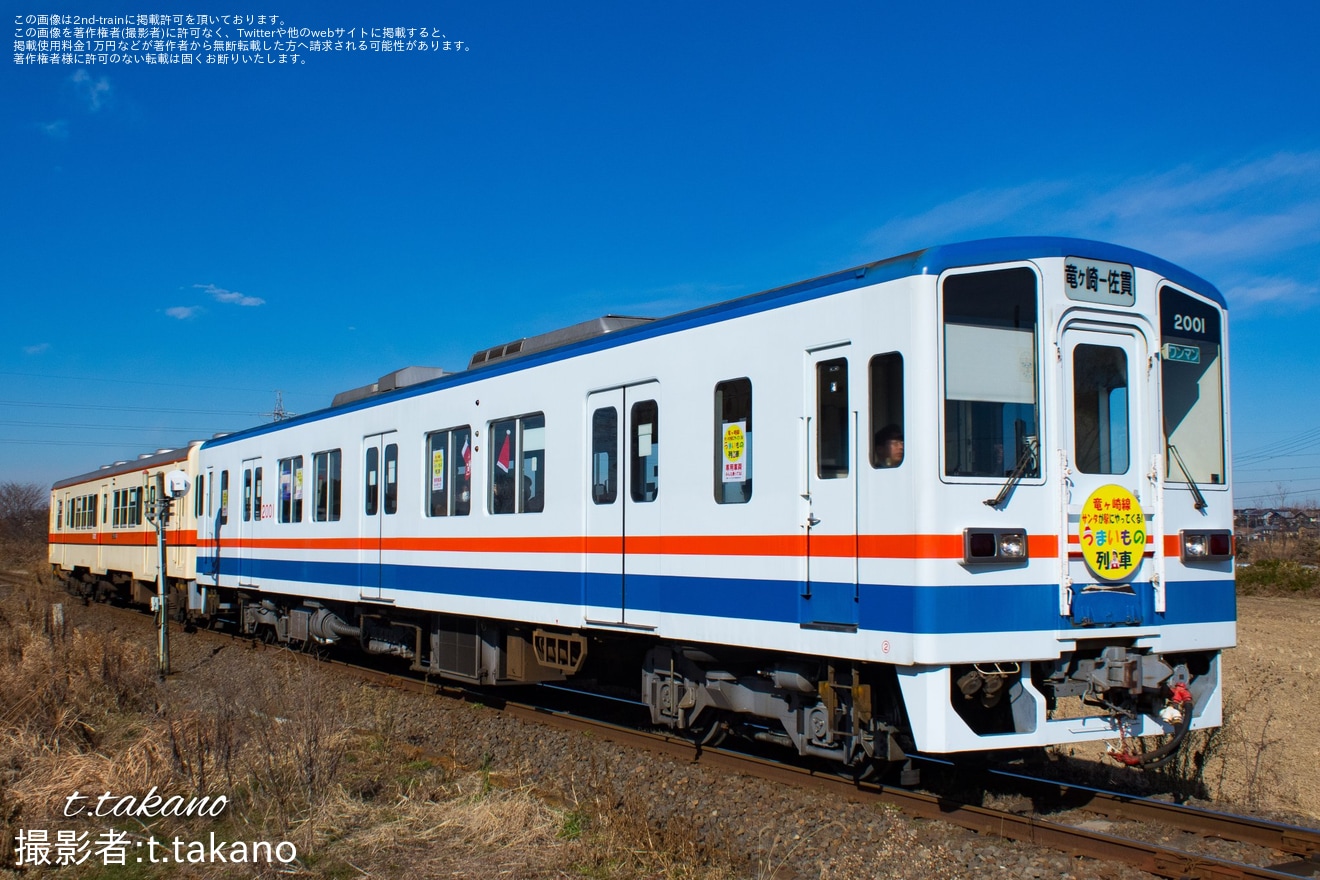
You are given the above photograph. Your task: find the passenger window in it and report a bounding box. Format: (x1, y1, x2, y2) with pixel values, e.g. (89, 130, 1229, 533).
(254, 467, 263, 521)
(714, 379, 752, 503)
(1073, 344, 1129, 475)
(426, 428, 472, 517)
(491, 418, 517, 514)
(219, 470, 229, 524)
(313, 449, 342, 522)
(817, 359, 849, 479)
(452, 429, 472, 516)
(243, 469, 252, 522)
(869, 353, 905, 469)
(427, 431, 450, 517)
(630, 401, 659, 503)
(279, 456, 304, 523)
(384, 443, 399, 515)
(194, 474, 205, 520)
(490, 413, 547, 514)
(365, 447, 379, 516)
(591, 407, 618, 505)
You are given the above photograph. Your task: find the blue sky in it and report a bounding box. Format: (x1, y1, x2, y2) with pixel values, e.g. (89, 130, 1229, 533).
(3, 1, 1319, 506)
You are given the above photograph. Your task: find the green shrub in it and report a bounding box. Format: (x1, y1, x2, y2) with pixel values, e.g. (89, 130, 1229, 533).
(1236, 558, 1320, 596)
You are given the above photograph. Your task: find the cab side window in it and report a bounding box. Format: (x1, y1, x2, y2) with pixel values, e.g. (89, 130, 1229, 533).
(869, 353, 904, 469)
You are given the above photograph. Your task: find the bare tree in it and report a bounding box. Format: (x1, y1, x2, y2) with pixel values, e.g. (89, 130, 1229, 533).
(0, 481, 49, 565)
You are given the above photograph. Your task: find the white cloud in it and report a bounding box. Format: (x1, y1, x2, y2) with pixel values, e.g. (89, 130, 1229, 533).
(23, 343, 49, 355)
(1222, 276, 1320, 311)
(193, 283, 265, 307)
(864, 180, 1073, 253)
(166, 306, 200, 320)
(861, 151, 1320, 315)
(39, 120, 68, 139)
(625, 281, 747, 316)
(70, 69, 112, 112)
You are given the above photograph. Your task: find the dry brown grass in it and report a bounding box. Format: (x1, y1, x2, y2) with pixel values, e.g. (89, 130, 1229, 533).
(0, 577, 751, 879)
(1238, 532, 1320, 566)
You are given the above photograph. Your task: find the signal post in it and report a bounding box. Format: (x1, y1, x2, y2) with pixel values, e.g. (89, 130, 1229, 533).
(147, 470, 190, 679)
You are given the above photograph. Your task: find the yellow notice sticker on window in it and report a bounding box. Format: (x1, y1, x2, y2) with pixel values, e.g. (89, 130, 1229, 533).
(1079, 484, 1146, 582)
(722, 421, 746, 483)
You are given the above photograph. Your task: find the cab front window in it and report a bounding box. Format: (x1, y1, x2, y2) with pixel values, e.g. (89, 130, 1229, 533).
(942, 267, 1040, 479)
(1160, 286, 1225, 485)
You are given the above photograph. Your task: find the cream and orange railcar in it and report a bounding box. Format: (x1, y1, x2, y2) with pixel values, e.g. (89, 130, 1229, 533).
(49, 442, 203, 607)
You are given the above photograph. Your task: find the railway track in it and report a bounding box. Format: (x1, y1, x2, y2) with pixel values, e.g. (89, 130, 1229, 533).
(175, 622, 1320, 879)
(12, 571, 1320, 880)
(448, 693, 1320, 880)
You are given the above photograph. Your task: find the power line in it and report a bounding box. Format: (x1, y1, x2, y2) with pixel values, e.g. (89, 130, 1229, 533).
(0, 400, 263, 417)
(0, 370, 315, 396)
(1230, 472, 1320, 485)
(1236, 484, 1320, 504)
(0, 438, 193, 448)
(1235, 426, 1320, 466)
(0, 419, 219, 432)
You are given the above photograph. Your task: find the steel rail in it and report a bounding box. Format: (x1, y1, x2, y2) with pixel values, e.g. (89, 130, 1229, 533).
(468, 706, 1314, 880)
(982, 766, 1320, 858)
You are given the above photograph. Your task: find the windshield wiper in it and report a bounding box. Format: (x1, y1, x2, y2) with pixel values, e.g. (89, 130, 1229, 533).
(1166, 442, 1207, 510)
(985, 436, 1038, 508)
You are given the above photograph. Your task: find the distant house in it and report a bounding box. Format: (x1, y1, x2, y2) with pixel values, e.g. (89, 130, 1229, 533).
(1235, 507, 1320, 540)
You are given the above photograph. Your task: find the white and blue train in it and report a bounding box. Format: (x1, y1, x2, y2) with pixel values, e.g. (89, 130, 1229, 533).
(54, 237, 1235, 768)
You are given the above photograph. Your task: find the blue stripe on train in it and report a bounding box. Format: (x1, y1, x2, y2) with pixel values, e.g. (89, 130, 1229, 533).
(199, 555, 1235, 635)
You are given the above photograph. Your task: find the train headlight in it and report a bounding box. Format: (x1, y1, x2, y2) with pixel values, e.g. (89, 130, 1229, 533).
(1180, 530, 1233, 563)
(963, 529, 1028, 565)
(998, 532, 1027, 559)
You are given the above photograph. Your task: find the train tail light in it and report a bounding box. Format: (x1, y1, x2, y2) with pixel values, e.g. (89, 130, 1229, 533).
(1179, 530, 1234, 562)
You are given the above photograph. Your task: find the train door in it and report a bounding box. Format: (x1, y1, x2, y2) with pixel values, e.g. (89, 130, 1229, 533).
(584, 382, 661, 629)
(237, 458, 262, 588)
(53, 491, 67, 571)
(97, 480, 110, 573)
(360, 432, 400, 601)
(201, 466, 217, 582)
(1060, 323, 1152, 622)
(801, 346, 860, 630)
(137, 473, 154, 582)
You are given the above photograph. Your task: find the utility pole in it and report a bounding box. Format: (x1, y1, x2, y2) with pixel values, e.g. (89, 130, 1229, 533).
(147, 473, 172, 678)
(147, 469, 190, 679)
(265, 390, 294, 422)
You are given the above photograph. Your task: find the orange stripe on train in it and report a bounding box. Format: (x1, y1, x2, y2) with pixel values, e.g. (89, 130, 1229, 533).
(204, 533, 1060, 560)
(48, 530, 197, 547)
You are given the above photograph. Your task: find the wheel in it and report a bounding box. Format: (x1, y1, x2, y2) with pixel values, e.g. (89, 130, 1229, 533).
(688, 711, 729, 748)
